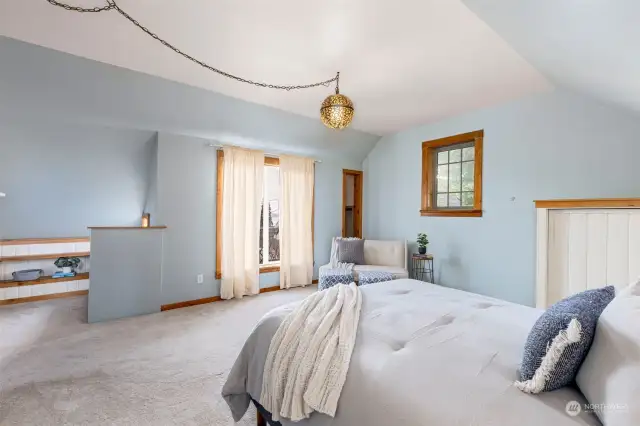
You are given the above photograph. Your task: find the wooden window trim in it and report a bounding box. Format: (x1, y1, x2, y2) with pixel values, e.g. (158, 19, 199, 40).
(421, 130, 483, 217)
(215, 152, 314, 279)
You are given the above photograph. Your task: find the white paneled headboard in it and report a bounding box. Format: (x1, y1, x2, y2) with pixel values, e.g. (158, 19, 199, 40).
(536, 198, 640, 308)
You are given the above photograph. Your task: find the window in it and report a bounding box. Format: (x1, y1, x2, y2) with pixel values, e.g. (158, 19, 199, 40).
(260, 163, 280, 268)
(216, 153, 284, 278)
(421, 130, 483, 217)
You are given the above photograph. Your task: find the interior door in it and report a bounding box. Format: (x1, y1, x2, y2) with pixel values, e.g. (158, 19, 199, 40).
(342, 169, 362, 238)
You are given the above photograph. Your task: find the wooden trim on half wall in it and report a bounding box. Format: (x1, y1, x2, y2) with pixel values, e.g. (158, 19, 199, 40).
(534, 198, 640, 209)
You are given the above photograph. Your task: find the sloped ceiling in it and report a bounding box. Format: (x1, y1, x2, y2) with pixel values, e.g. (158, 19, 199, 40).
(463, 0, 640, 116)
(0, 36, 380, 163)
(0, 0, 550, 135)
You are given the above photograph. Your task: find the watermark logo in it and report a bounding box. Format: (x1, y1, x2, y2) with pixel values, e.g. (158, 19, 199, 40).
(566, 400, 629, 417)
(566, 401, 582, 417)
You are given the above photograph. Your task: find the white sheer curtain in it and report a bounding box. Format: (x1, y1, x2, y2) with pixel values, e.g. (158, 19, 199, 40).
(221, 146, 264, 300)
(279, 155, 314, 289)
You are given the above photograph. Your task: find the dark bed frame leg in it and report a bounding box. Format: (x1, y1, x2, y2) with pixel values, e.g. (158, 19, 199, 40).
(257, 411, 266, 426)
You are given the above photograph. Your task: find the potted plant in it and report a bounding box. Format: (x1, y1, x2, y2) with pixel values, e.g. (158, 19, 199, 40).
(417, 233, 429, 255)
(54, 257, 81, 274)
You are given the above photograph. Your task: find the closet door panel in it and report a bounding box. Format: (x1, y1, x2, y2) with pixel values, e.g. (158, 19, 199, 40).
(547, 211, 569, 306)
(567, 213, 588, 296)
(586, 213, 608, 290)
(628, 213, 640, 285)
(606, 212, 630, 288)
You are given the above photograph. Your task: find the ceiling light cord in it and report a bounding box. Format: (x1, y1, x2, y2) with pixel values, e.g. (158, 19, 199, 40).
(45, 0, 340, 91)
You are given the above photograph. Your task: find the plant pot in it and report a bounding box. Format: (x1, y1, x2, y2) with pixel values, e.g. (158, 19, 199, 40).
(62, 267, 72, 274)
(418, 246, 427, 255)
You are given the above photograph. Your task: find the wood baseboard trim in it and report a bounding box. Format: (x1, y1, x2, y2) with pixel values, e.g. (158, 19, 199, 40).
(161, 296, 222, 311)
(161, 280, 319, 312)
(0, 290, 88, 306)
(259, 285, 281, 294)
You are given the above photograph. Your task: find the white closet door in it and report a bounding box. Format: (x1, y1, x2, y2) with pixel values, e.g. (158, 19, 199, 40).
(547, 209, 640, 306)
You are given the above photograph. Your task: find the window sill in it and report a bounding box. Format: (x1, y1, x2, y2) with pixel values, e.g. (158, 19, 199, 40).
(420, 209, 483, 217)
(215, 264, 280, 279)
(260, 264, 280, 273)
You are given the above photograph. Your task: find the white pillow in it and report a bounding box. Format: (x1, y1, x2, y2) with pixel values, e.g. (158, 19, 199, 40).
(576, 280, 640, 425)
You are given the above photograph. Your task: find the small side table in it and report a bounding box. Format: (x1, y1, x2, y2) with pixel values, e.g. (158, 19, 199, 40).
(411, 253, 435, 283)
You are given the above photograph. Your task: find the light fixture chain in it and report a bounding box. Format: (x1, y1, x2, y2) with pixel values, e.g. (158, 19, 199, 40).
(46, 0, 114, 12)
(45, 0, 339, 91)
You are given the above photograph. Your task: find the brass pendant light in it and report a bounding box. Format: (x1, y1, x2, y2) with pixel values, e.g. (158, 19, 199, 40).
(320, 73, 354, 130)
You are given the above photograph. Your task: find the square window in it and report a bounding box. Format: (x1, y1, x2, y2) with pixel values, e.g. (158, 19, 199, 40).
(421, 131, 483, 217)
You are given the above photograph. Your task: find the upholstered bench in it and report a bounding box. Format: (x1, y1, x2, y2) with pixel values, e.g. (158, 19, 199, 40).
(318, 268, 353, 291)
(358, 270, 394, 286)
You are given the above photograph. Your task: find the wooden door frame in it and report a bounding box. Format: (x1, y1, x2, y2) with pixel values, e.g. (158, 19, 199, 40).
(342, 169, 363, 238)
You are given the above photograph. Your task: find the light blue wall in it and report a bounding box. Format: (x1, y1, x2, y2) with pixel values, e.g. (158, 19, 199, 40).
(156, 132, 362, 305)
(0, 120, 156, 239)
(364, 90, 640, 306)
(0, 36, 375, 304)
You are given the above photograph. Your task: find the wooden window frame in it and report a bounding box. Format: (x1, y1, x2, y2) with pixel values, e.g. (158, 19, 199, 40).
(420, 130, 483, 217)
(215, 151, 315, 279)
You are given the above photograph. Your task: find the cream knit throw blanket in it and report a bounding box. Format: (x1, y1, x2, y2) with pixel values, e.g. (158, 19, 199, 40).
(260, 282, 362, 422)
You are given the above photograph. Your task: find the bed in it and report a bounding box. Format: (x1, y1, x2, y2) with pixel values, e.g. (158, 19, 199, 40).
(222, 279, 600, 425)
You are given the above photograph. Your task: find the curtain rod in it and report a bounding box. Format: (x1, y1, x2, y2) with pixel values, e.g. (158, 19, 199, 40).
(207, 144, 322, 163)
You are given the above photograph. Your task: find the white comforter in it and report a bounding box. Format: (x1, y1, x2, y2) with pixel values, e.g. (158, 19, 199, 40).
(223, 279, 600, 426)
(260, 282, 362, 422)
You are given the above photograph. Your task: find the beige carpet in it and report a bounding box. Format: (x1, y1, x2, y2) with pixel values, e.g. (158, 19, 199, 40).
(0, 286, 316, 425)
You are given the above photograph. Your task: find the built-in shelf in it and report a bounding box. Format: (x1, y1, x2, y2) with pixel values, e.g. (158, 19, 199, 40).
(0, 237, 89, 246)
(0, 251, 90, 262)
(0, 272, 90, 288)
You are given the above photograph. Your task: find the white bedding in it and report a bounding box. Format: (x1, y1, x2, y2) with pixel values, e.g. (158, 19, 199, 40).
(223, 279, 600, 425)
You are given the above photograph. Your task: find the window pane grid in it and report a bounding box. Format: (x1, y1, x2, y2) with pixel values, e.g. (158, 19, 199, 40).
(432, 142, 475, 210)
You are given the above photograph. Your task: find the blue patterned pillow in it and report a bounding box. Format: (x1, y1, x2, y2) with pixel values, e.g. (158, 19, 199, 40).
(515, 286, 615, 393)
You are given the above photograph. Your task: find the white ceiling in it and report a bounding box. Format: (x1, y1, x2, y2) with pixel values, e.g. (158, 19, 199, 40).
(0, 0, 550, 135)
(463, 0, 640, 117)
